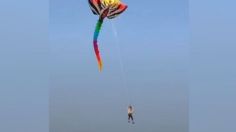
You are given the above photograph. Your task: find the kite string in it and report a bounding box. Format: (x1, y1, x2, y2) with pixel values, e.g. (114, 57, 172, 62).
(111, 21, 131, 106)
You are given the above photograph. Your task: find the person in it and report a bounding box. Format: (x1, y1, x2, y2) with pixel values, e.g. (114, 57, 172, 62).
(128, 105, 135, 124)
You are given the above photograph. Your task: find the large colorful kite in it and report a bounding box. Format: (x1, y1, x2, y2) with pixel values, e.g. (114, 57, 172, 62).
(88, 0, 128, 71)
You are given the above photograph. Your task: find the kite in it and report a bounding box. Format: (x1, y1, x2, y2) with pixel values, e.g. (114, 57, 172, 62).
(88, 0, 128, 71)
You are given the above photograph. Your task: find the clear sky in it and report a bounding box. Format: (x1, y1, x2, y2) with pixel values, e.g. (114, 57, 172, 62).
(50, 0, 188, 132)
(1, 1, 235, 132)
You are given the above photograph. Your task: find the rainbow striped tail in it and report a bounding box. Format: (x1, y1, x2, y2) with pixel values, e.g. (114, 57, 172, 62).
(93, 18, 104, 71)
(93, 40, 103, 72)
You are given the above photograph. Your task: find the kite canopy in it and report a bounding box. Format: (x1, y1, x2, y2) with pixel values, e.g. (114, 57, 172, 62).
(88, 0, 127, 19)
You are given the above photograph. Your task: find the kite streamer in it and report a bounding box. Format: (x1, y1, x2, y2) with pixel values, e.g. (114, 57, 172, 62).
(93, 18, 104, 71)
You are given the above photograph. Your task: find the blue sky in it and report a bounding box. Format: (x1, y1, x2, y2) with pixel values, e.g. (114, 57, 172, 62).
(0, 0, 235, 132)
(50, 0, 188, 132)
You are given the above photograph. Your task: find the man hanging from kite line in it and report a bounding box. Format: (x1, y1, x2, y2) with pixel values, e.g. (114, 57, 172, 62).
(128, 105, 135, 124)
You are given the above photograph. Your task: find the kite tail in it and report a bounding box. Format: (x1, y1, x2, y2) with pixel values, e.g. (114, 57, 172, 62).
(93, 18, 104, 71)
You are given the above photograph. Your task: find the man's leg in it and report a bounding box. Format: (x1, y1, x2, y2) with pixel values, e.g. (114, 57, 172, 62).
(128, 114, 131, 123)
(131, 114, 135, 124)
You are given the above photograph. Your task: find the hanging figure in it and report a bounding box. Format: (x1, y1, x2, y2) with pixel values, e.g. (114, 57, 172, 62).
(128, 105, 135, 124)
